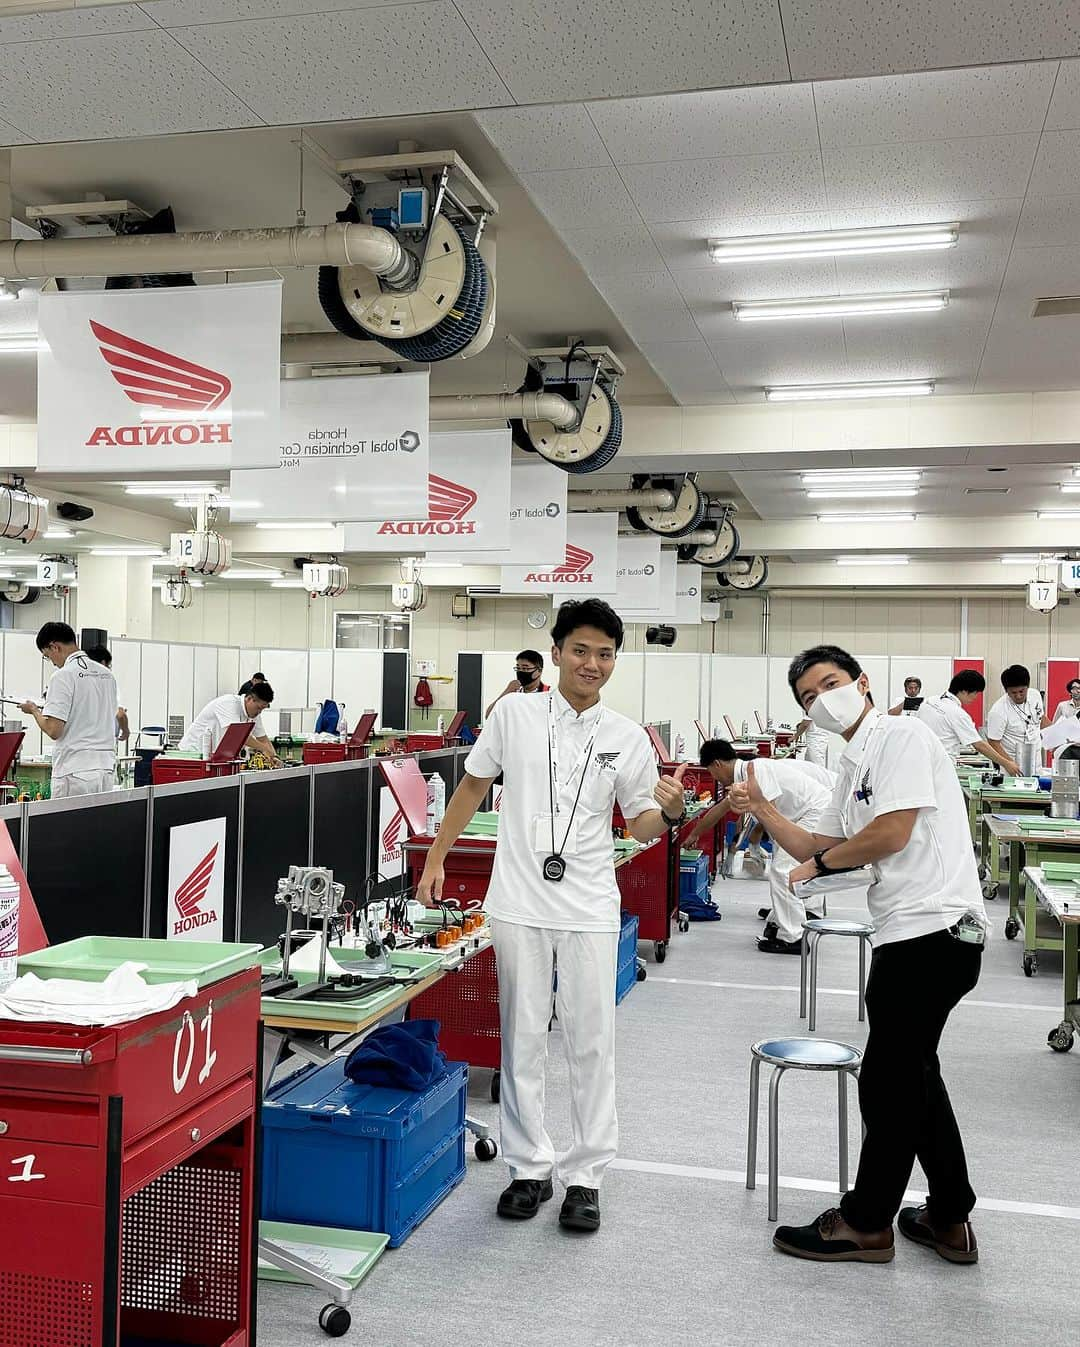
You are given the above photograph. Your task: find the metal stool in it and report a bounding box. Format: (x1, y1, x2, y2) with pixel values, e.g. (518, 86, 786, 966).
(800, 918, 875, 1031)
(746, 1037, 863, 1221)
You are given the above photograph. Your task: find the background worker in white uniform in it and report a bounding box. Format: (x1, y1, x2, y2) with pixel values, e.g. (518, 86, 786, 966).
(180, 685, 282, 766)
(888, 675, 924, 716)
(687, 740, 835, 952)
(1052, 678, 1080, 722)
(87, 645, 129, 744)
(918, 669, 1020, 775)
(986, 664, 1049, 777)
(417, 599, 686, 1234)
(485, 649, 550, 717)
(21, 621, 118, 799)
(730, 644, 986, 1267)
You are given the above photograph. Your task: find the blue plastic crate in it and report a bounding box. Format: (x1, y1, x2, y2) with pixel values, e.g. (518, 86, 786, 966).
(616, 912, 639, 1005)
(261, 1056, 467, 1248)
(680, 855, 708, 881)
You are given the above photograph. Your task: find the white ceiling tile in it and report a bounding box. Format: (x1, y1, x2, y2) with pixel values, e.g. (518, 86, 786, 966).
(143, 0, 431, 21)
(991, 242, 1080, 318)
(639, 341, 734, 404)
(705, 328, 848, 395)
(452, 0, 788, 102)
(560, 222, 666, 276)
(648, 212, 832, 271)
(0, 5, 155, 41)
(673, 259, 840, 308)
(1028, 129, 1080, 196)
(824, 135, 1040, 209)
(825, 196, 1022, 232)
(0, 31, 262, 141)
(781, 1, 1080, 81)
(594, 274, 702, 343)
(815, 63, 1058, 148)
(587, 84, 819, 165)
(1047, 58, 1080, 127)
(475, 105, 610, 173)
(519, 167, 638, 231)
(1015, 194, 1080, 246)
(976, 319, 1080, 391)
(838, 318, 989, 390)
(621, 154, 828, 225)
(0, 115, 32, 145)
(168, 3, 512, 122)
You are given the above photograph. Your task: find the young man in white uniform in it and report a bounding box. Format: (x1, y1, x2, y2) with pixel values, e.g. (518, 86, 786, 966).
(417, 599, 686, 1233)
(21, 622, 118, 798)
(986, 664, 1048, 776)
(1052, 678, 1080, 723)
(730, 644, 986, 1267)
(685, 740, 835, 953)
(918, 669, 1019, 775)
(180, 686, 282, 766)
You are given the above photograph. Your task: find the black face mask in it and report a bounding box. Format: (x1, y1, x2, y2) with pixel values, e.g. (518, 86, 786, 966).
(516, 669, 539, 686)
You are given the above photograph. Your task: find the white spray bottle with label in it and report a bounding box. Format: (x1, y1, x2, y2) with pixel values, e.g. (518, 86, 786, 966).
(0, 864, 20, 991)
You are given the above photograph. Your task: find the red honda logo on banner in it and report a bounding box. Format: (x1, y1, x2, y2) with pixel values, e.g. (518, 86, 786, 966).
(172, 843, 220, 935)
(525, 543, 595, 584)
(377, 472, 479, 536)
(381, 807, 405, 863)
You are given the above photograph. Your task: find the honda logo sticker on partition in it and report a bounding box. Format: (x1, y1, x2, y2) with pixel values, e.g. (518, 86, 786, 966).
(674, 564, 703, 624)
(611, 535, 661, 609)
(37, 282, 282, 472)
(501, 511, 618, 595)
(342, 430, 510, 551)
(167, 818, 227, 943)
(440, 460, 568, 565)
(231, 372, 429, 523)
(379, 788, 406, 873)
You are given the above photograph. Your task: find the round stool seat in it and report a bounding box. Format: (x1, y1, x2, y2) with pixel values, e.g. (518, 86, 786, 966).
(752, 1037, 862, 1070)
(803, 918, 875, 937)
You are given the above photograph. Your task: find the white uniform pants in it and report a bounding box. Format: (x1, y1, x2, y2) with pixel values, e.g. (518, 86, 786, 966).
(51, 770, 115, 799)
(491, 918, 619, 1190)
(766, 843, 808, 945)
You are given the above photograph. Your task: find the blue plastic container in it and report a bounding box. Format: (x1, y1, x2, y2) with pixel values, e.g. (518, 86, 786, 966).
(261, 1056, 467, 1247)
(616, 912, 639, 1005)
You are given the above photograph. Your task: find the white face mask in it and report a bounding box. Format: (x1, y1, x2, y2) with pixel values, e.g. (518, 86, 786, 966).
(807, 681, 866, 735)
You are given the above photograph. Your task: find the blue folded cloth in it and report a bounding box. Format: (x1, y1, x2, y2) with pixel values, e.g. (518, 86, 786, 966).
(344, 1019, 447, 1092)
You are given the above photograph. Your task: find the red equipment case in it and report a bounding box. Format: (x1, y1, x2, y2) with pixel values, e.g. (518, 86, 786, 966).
(0, 967, 261, 1347)
(152, 722, 254, 785)
(405, 710, 469, 753)
(301, 711, 379, 766)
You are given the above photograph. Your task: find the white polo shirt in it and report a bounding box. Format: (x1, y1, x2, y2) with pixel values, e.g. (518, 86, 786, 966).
(179, 693, 265, 753)
(986, 690, 1043, 758)
(41, 650, 118, 779)
(817, 708, 985, 946)
(464, 688, 659, 932)
(1053, 698, 1080, 722)
(734, 757, 834, 826)
(918, 691, 981, 758)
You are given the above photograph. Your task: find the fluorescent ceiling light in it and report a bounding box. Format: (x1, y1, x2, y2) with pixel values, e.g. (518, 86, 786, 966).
(802, 471, 921, 486)
(254, 521, 336, 530)
(0, 333, 39, 352)
(172, 497, 262, 509)
(806, 487, 919, 499)
(1060, 484, 1080, 493)
(1037, 511, 1080, 521)
(89, 547, 165, 557)
(708, 222, 959, 263)
(125, 483, 220, 496)
(767, 380, 934, 402)
(270, 580, 307, 588)
(734, 291, 949, 322)
(817, 512, 917, 524)
(220, 568, 282, 580)
(1000, 556, 1044, 565)
(43, 528, 74, 538)
(836, 555, 910, 566)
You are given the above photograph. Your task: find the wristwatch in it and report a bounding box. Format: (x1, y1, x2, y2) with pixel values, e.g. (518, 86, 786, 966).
(812, 850, 837, 876)
(662, 807, 688, 828)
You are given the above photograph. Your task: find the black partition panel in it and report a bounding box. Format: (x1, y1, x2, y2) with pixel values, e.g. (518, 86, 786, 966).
(28, 797, 148, 944)
(457, 652, 482, 729)
(149, 782, 240, 941)
(0, 812, 20, 867)
(311, 762, 371, 902)
(239, 772, 311, 947)
(382, 649, 408, 729)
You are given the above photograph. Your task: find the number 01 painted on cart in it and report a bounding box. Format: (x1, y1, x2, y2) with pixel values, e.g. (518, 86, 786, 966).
(172, 1000, 218, 1095)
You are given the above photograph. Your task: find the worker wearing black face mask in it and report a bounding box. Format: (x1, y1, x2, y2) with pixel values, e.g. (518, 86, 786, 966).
(486, 650, 549, 717)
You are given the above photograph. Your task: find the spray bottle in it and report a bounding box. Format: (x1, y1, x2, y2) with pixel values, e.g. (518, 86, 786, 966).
(0, 864, 19, 992)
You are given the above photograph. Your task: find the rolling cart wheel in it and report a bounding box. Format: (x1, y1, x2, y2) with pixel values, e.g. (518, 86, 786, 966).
(981, 880, 998, 900)
(636, 964, 648, 982)
(319, 1304, 351, 1337)
(1023, 953, 1037, 977)
(1047, 1026, 1075, 1052)
(654, 941, 667, 963)
(678, 917, 690, 933)
(490, 1070, 501, 1104)
(1004, 917, 1020, 940)
(977, 862, 988, 881)
(475, 1137, 499, 1161)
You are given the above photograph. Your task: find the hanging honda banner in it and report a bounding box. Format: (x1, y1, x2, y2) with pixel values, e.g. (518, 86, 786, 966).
(37, 282, 282, 473)
(674, 564, 703, 624)
(231, 371, 429, 523)
(379, 787, 406, 875)
(621, 548, 678, 620)
(341, 429, 510, 552)
(612, 535, 661, 610)
(440, 460, 567, 565)
(167, 817, 227, 943)
(500, 511, 618, 595)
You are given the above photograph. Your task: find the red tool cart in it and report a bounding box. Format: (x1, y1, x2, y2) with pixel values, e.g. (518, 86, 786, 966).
(301, 711, 378, 766)
(152, 722, 255, 785)
(405, 710, 469, 753)
(615, 832, 682, 963)
(0, 966, 261, 1347)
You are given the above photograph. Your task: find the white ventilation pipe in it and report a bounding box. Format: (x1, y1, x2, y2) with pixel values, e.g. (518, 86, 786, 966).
(0, 222, 416, 287)
(573, 488, 677, 510)
(717, 559, 751, 575)
(618, 526, 719, 545)
(430, 392, 578, 430)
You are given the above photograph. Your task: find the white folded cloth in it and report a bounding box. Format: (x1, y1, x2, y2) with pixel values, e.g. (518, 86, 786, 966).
(0, 961, 197, 1026)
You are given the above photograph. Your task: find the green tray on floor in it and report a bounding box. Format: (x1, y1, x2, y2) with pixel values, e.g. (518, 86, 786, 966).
(258, 1220, 389, 1287)
(19, 937, 263, 989)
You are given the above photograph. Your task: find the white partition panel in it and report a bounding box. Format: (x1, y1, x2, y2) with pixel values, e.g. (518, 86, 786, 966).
(140, 643, 169, 731)
(855, 656, 891, 708)
(308, 650, 333, 707)
(888, 656, 952, 707)
(767, 657, 800, 730)
(111, 639, 142, 738)
(217, 647, 240, 697)
(193, 646, 218, 717)
(644, 653, 702, 760)
(332, 650, 383, 728)
(261, 649, 308, 710)
(3, 633, 46, 756)
(480, 651, 520, 724)
(168, 645, 195, 730)
(605, 653, 644, 724)
(709, 655, 769, 738)
(239, 648, 260, 685)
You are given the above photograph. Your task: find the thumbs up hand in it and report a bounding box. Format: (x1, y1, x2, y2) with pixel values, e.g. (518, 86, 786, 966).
(728, 760, 766, 816)
(654, 763, 689, 821)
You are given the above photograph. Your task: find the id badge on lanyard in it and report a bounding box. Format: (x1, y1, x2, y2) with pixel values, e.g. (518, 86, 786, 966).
(537, 694, 603, 881)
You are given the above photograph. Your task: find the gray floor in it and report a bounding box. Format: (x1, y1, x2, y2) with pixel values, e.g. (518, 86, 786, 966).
(257, 875, 1079, 1346)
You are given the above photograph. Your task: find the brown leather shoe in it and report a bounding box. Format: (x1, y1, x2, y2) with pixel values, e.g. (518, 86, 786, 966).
(899, 1205, 978, 1264)
(773, 1207, 895, 1262)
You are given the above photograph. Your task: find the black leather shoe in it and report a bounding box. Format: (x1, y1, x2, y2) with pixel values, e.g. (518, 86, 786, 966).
(758, 907, 772, 920)
(774, 1207, 894, 1263)
(559, 1185, 601, 1232)
(758, 937, 803, 955)
(497, 1178, 553, 1220)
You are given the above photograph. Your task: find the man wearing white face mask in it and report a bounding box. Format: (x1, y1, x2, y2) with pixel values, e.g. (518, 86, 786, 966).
(728, 645, 986, 1268)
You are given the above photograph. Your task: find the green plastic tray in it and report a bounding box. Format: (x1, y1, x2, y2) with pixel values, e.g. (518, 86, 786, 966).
(681, 848, 703, 860)
(1015, 816, 1080, 830)
(1040, 861, 1080, 880)
(19, 937, 263, 989)
(462, 811, 500, 836)
(258, 1220, 389, 1288)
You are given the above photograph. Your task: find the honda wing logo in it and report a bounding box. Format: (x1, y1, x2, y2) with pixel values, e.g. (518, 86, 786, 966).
(525, 543, 594, 585)
(172, 843, 220, 935)
(382, 807, 405, 862)
(377, 473, 479, 536)
(86, 320, 234, 449)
